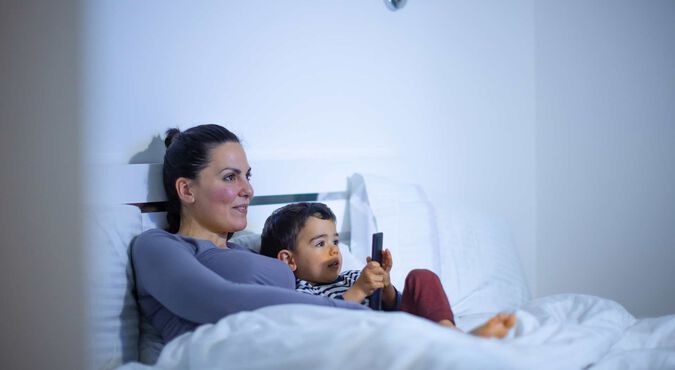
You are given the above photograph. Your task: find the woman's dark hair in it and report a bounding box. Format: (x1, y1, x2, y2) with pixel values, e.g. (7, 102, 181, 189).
(163, 124, 240, 233)
(259, 202, 336, 258)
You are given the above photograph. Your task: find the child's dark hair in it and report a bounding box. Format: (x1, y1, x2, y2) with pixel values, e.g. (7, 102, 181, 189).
(259, 202, 336, 258)
(163, 124, 240, 233)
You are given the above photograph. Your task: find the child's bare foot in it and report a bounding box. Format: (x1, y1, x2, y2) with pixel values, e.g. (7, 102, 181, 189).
(469, 313, 516, 338)
(437, 319, 458, 330)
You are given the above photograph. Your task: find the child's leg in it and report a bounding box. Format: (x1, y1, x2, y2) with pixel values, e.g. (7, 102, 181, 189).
(400, 270, 516, 338)
(400, 269, 455, 325)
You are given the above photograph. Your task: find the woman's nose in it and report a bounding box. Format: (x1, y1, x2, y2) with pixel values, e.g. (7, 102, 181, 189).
(240, 178, 253, 198)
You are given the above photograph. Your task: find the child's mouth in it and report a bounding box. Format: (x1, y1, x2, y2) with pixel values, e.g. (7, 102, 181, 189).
(327, 260, 340, 269)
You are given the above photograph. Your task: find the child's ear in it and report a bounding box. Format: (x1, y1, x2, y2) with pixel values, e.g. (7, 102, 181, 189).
(277, 250, 297, 271)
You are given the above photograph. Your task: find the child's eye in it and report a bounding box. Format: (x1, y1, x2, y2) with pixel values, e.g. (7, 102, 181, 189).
(333, 240, 340, 246)
(315, 241, 325, 248)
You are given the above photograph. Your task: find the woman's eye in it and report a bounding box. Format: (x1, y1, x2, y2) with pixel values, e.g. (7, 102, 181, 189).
(246, 173, 252, 181)
(223, 174, 235, 182)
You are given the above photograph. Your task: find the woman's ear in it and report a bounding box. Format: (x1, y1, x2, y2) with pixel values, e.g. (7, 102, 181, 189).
(175, 177, 195, 203)
(277, 250, 297, 271)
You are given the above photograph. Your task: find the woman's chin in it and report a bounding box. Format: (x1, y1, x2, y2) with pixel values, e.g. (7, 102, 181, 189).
(229, 220, 247, 233)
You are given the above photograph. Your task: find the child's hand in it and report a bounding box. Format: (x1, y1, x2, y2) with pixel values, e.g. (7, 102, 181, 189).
(381, 248, 393, 272)
(380, 249, 393, 288)
(365, 248, 392, 269)
(354, 261, 386, 296)
(369, 249, 397, 308)
(344, 260, 386, 303)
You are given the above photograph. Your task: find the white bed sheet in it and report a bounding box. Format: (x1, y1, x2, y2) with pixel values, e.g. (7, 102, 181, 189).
(118, 294, 675, 370)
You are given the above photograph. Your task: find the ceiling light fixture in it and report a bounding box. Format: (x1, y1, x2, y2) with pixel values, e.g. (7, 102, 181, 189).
(384, 0, 407, 11)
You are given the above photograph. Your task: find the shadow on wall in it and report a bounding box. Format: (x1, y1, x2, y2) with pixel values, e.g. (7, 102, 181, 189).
(129, 134, 167, 214)
(129, 135, 165, 164)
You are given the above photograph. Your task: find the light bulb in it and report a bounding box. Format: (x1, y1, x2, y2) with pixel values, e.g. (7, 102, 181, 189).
(384, 0, 407, 11)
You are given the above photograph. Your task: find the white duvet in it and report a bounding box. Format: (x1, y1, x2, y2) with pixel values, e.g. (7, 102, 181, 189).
(120, 294, 675, 370)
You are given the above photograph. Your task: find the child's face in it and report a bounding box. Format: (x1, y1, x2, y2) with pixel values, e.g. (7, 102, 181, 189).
(292, 217, 342, 284)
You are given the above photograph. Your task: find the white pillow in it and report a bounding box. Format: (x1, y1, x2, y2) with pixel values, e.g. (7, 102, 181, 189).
(348, 173, 441, 289)
(347, 173, 378, 262)
(348, 173, 530, 316)
(339, 242, 364, 272)
(86, 204, 142, 369)
(437, 208, 530, 315)
(230, 230, 262, 253)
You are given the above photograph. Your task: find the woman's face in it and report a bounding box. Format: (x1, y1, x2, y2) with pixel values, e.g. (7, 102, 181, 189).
(188, 142, 253, 234)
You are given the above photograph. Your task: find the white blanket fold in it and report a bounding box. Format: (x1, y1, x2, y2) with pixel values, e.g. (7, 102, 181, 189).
(120, 294, 674, 370)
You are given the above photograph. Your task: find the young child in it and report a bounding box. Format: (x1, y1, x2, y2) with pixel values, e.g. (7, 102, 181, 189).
(259, 202, 516, 338)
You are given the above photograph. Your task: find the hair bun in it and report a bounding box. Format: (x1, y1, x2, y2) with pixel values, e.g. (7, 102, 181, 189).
(164, 128, 181, 148)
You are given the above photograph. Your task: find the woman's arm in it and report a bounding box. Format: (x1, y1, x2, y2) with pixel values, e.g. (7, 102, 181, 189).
(132, 230, 366, 325)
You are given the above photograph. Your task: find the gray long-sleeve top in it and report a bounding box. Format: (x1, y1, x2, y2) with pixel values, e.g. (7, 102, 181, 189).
(132, 229, 366, 342)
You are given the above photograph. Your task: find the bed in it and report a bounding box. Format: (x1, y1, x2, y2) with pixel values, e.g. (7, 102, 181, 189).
(86, 162, 675, 370)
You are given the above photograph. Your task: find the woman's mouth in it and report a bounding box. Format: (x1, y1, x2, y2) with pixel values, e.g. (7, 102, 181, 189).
(232, 205, 248, 215)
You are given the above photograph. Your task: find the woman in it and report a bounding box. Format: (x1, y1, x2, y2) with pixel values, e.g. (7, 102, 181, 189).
(132, 124, 515, 343)
(132, 124, 366, 343)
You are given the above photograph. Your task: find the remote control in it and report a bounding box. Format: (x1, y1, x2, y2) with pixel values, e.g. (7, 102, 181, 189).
(368, 232, 384, 311)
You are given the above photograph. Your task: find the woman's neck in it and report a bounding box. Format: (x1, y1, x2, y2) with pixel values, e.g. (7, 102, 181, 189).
(177, 219, 228, 248)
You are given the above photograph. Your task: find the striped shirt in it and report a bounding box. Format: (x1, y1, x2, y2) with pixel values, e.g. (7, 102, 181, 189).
(296, 270, 370, 305)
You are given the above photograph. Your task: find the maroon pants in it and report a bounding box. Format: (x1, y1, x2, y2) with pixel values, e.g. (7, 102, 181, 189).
(399, 269, 455, 325)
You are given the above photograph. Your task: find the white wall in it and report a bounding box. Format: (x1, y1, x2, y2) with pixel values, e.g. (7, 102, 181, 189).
(535, 0, 675, 317)
(83, 0, 537, 288)
(0, 0, 86, 369)
(82, 0, 675, 319)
